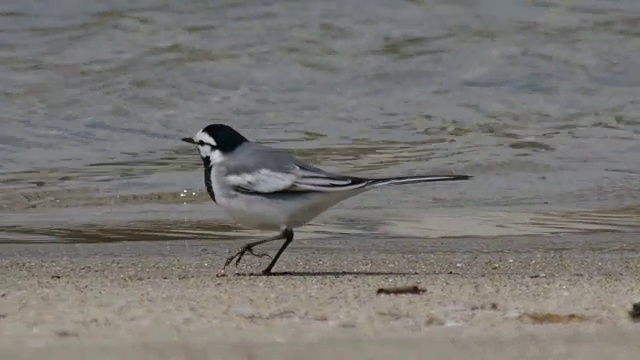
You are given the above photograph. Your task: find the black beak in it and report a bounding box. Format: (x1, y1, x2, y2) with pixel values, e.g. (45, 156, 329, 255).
(181, 137, 196, 145)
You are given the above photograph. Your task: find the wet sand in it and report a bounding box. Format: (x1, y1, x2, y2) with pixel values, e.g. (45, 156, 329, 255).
(2, 232, 640, 359)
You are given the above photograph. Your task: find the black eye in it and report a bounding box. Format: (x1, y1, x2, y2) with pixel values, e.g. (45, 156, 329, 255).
(198, 140, 206, 146)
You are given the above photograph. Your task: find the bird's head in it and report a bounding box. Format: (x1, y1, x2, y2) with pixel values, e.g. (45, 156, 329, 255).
(182, 124, 249, 165)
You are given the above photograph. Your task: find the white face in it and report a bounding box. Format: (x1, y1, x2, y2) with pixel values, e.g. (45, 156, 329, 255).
(192, 130, 224, 165)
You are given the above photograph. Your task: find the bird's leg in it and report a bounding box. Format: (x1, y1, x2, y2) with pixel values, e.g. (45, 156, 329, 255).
(261, 228, 294, 275)
(223, 231, 285, 270)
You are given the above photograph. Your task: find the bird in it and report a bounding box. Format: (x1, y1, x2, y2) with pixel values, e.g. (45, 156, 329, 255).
(182, 124, 472, 275)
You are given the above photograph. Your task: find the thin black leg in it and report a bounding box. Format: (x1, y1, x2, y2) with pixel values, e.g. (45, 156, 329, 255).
(223, 231, 284, 270)
(261, 228, 294, 275)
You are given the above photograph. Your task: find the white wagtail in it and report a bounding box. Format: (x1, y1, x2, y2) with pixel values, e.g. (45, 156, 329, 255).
(182, 124, 472, 275)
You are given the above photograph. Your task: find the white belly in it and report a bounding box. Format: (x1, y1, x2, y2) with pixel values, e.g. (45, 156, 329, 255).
(216, 190, 360, 231)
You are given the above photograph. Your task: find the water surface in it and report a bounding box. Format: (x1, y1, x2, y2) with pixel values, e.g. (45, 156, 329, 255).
(1, 0, 640, 242)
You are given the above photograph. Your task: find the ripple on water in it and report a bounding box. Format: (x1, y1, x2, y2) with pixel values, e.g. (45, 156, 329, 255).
(2, 0, 640, 242)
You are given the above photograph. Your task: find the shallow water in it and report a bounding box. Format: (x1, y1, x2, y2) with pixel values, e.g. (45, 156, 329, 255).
(1, 0, 640, 242)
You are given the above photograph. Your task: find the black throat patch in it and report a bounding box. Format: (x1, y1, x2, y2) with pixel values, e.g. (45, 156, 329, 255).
(201, 157, 216, 203)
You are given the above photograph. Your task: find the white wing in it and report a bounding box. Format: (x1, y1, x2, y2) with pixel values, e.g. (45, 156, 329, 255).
(224, 166, 370, 194)
(225, 168, 299, 193)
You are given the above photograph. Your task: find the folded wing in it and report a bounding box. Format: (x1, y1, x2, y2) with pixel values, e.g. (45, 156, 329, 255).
(224, 165, 370, 194)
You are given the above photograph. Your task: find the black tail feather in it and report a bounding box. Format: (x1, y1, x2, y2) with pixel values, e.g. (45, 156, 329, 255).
(367, 174, 472, 188)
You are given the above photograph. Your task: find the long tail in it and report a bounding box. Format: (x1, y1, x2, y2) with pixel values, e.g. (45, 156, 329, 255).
(366, 174, 472, 188)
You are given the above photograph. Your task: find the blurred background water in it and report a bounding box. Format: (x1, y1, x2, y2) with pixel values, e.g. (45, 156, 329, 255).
(1, 0, 640, 243)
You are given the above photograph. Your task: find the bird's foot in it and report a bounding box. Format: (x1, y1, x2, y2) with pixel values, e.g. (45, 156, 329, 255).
(223, 244, 272, 269)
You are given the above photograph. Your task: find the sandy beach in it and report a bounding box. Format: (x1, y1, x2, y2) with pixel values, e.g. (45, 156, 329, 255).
(2, 232, 640, 359)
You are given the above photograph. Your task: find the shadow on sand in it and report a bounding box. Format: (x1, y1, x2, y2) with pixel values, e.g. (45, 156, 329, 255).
(217, 271, 421, 277)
